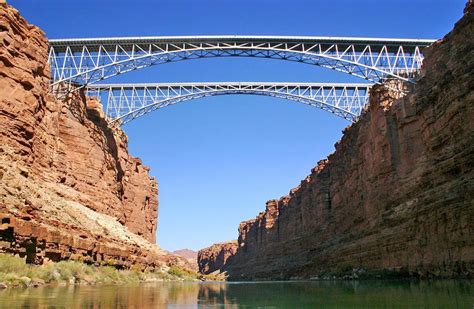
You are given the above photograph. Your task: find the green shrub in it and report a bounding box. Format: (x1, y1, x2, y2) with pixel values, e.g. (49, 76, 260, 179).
(168, 266, 197, 279)
(53, 261, 93, 281)
(0, 254, 29, 275)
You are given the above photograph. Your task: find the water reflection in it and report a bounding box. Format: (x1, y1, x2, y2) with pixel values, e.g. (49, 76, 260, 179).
(0, 280, 472, 308)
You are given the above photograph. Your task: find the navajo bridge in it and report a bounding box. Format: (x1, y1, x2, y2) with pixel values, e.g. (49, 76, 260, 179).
(47, 36, 435, 125)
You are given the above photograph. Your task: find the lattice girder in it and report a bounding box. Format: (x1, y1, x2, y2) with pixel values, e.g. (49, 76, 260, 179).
(49, 36, 434, 90)
(85, 82, 372, 125)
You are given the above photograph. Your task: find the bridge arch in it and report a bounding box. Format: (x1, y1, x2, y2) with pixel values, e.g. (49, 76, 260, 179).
(85, 82, 371, 125)
(49, 36, 434, 92)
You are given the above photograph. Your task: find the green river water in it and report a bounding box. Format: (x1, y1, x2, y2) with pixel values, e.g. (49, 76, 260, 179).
(0, 280, 472, 308)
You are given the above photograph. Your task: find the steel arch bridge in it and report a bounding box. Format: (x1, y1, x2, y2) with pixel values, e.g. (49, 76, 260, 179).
(49, 36, 435, 91)
(85, 82, 371, 125)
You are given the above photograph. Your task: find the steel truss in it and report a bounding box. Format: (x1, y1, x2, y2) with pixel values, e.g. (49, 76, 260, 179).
(49, 36, 434, 91)
(85, 82, 372, 125)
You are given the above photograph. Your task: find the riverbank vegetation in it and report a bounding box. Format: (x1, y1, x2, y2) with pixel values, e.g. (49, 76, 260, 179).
(0, 254, 217, 288)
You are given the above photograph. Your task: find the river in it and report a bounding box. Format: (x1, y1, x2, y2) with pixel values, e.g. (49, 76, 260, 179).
(0, 280, 472, 308)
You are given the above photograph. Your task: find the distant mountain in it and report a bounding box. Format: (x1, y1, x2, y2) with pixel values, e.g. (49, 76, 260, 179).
(173, 249, 198, 260)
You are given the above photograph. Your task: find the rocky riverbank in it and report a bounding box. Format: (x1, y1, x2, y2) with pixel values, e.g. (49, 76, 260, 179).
(199, 1, 474, 280)
(0, 253, 220, 289)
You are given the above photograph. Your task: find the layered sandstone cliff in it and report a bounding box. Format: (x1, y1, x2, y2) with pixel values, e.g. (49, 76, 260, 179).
(210, 2, 473, 280)
(198, 241, 238, 275)
(0, 4, 158, 243)
(0, 3, 190, 269)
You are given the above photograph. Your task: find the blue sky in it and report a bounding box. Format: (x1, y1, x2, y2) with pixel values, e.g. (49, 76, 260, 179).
(11, 0, 466, 251)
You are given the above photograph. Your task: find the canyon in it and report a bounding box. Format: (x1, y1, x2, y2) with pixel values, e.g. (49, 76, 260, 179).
(198, 1, 474, 280)
(0, 0, 473, 281)
(0, 3, 191, 270)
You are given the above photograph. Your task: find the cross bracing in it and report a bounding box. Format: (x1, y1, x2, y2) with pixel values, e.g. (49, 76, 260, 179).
(85, 82, 372, 125)
(49, 36, 435, 92)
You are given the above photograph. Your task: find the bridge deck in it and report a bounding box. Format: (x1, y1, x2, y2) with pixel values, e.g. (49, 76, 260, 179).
(49, 35, 436, 53)
(86, 82, 373, 90)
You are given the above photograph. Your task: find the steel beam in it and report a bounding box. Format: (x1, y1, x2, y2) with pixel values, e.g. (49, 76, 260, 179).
(86, 82, 372, 125)
(48, 36, 435, 92)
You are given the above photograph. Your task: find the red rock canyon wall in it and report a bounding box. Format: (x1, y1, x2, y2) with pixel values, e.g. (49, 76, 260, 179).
(0, 3, 186, 268)
(220, 2, 474, 280)
(198, 241, 238, 275)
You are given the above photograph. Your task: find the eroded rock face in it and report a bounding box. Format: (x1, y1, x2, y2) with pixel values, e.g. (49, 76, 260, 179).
(221, 2, 474, 280)
(198, 241, 238, 274)
(0, 3, 175, 268)
(173, 249, 198, 271)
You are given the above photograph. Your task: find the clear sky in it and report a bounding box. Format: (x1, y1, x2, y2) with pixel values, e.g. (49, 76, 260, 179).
(10, 0, 466, 252)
